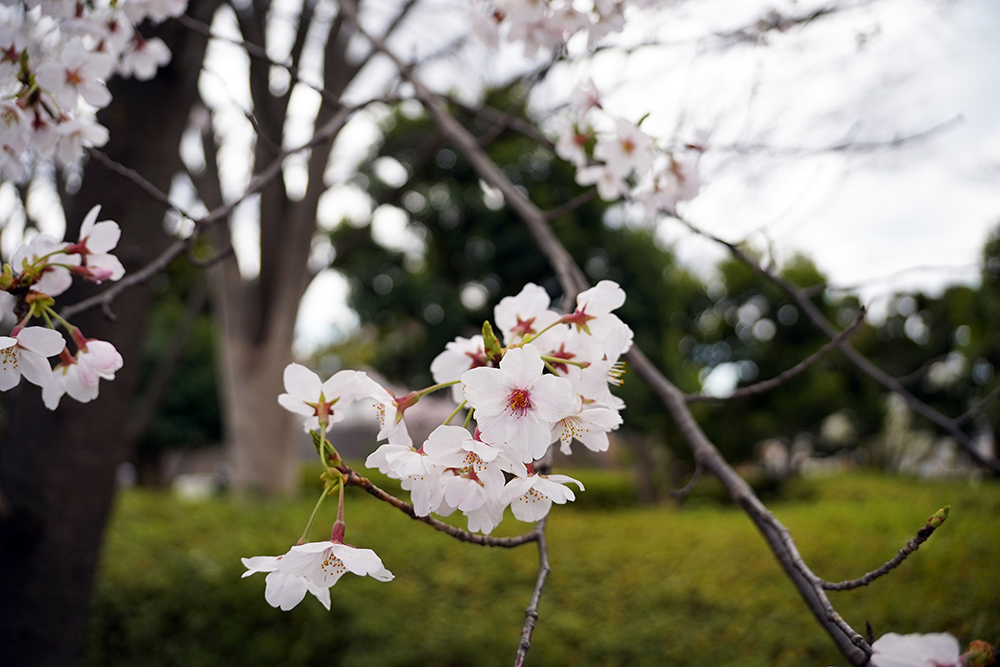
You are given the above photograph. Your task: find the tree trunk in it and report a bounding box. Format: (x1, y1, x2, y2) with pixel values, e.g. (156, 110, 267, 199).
(0, 3, 221, 663)
(203, 2, 359, 494)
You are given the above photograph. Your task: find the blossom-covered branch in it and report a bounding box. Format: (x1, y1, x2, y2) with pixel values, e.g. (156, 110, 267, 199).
(345, 8, 874, 664)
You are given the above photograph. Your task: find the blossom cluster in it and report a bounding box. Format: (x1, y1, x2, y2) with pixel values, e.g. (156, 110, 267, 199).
(370, 280, 631, 533)
(245, 280, 632, 610)
(469, 3, 704, 217)
(1, 204, 124, 408)
(469, 0, 661, 57)
(557, 79, 705, 216)
(0, 0, 187, 181)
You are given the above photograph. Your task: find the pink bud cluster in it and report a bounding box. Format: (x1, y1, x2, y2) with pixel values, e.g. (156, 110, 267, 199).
(0, 204, 124, 409)
(0, 0, 187, 180)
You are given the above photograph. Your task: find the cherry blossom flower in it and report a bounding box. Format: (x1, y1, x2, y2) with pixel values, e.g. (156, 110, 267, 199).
(366, 443, 444, 516)
(555, 122, 592, 169)
(64, 205, 125, 282)
(500, 470, 584, 522)
(277, 363, 362, 433)
(118, 36, 171, 80)
(356, 373, 412, 447)
(575, 164, 627, 201)
(593, 117, 653, 179)
(564, 280, 628, 342)
(430, 334, 490, 403)
(493, 282, 566, 350)
(0, 327, 65, 391)
(242, 541, 393, 611)
(11, 234, 82, 296)
(35, 39, 114, 110)
(462, 344, 575, 461)
(42, 337, 123, 409)
(870, 633, 961, 667)
(54, 116, 110, 167)
(551, 398, 622, 455)
(571, 78, 602, 115)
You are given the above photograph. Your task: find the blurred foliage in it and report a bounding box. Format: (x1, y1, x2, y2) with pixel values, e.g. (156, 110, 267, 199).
(84, 472, 1000, 667)
(132, 258, 222, 479)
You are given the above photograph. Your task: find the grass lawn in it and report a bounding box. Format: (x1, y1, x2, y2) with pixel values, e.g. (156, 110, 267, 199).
(84, 471, 1000, 667)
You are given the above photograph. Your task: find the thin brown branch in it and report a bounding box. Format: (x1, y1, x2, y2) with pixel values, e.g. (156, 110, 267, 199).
(686, 309, 866, 403)
(955, 383, 1000, 427)
(821, 507, 949, 591)
(545, 190, 597, 222)
(711, 116, 963, 157)
(512, 517, 550, 667)
(669, 464, 703, 500)
(347, 12, 873, 663)
(62, 100, 366, 320)
(674, 216, 1000, 476)
(336, 464, 537, 548)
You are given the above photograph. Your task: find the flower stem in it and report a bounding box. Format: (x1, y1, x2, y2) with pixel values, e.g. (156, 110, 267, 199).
(299, 488, 330, 544)
(463, 407, 475, 429)
(412, 379, 460, 400)
(443, 400, 467, 426)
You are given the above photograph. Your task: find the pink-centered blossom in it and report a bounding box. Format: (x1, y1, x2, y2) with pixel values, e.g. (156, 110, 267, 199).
(35, 39, 114, 110)
(493, 282, 566, 350)
(0, 327, 65, 391)
(462, 344, 575, 461)
(277, 363, 362, 433)
(500, 471, 583, 522)
(242, 541, 393, 611)
(430, 334, 490, 403)
(593, 117, 653, 179)
(67, 205, 125, 281)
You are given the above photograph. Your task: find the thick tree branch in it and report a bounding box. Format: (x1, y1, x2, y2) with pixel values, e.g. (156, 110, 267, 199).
(674, 216, 1000, 476)
(686, 309, 866, 403)
(346, 12, 873, 664)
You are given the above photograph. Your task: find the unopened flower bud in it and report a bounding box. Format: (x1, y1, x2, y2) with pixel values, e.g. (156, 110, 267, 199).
(963, 640, 995, 667)
(928, 505, 950, 529)
(0, 264, 14, 290)
(481, 320, 503, 362)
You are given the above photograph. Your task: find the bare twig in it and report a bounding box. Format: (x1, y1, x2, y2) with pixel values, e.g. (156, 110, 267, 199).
(686, 309, 866, 403)
(347, 11, 874, 664)
(545, 190, 598, 222)
(512, 517, 550, 667)
(674, 216, 1000, 476)
(955, 383, 1000, 427)
(669, 464, 703, 500)
(62, 100, 365, 320)
(821, 507, 948, 591)
(336, 464, 537, 548)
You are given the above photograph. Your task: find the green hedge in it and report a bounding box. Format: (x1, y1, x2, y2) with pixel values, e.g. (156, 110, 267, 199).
(84, 472, 1000, 667)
